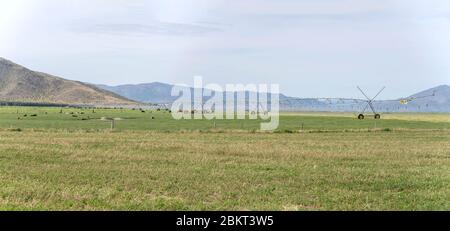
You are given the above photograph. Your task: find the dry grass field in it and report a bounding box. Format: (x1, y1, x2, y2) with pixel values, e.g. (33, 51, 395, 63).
(0, 107, 449, 210)
(0, 129, 449, 210)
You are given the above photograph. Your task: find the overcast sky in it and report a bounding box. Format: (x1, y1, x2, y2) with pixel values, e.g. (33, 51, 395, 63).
(0, 0, 449, 99)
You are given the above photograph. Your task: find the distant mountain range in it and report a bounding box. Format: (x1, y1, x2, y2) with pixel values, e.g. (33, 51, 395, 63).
(279, 85, 450, 113)
(1, 57, 448, 112)
(97, 82, 178, 104)
(0, 57, 136, 106)
(97, 82, 450, 112)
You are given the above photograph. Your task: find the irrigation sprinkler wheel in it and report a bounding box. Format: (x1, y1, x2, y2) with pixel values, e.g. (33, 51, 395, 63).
(374, 114, 381, 120)
(358, 114, 365, 120)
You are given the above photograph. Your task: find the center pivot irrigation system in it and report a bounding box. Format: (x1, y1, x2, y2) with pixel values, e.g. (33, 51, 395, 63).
(355, 86, 436, 120)
(279, 86, 437, 120)
(155, 86, 437, 120)
(357, 86, 385, 120)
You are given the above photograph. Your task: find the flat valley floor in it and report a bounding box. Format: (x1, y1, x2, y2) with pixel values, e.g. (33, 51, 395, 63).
(0, 107, 449, 210)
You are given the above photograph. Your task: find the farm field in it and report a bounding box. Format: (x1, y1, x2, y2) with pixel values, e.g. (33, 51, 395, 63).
(0, 106, 449, 210)
(0, 106, 450, 132)
(283, 111, 450, 123)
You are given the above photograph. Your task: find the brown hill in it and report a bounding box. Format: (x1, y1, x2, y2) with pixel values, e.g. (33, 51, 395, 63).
(0, 57, 137, 106)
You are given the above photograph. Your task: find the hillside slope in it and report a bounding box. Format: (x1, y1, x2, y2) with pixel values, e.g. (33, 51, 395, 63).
(0, 58, 137, 106)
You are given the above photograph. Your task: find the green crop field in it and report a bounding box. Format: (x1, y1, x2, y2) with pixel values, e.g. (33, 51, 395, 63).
(0, 106, 449, 210)
(1, 106, 449, 131)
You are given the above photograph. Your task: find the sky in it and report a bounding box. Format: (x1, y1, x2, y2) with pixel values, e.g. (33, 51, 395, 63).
(0, 0, 449, 99)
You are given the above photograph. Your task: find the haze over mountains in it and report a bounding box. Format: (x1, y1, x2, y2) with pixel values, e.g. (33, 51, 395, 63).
(97, 82, 178, 104)
(97, 83, 450, 112)
(0, 58, 136, 106)
(280, 85, 450, 113)
(0, 57, 448, 112)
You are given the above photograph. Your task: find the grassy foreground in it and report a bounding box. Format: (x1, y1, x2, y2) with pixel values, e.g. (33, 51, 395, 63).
(0, 107, 449, 210)
(0, 129, 449, 210)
